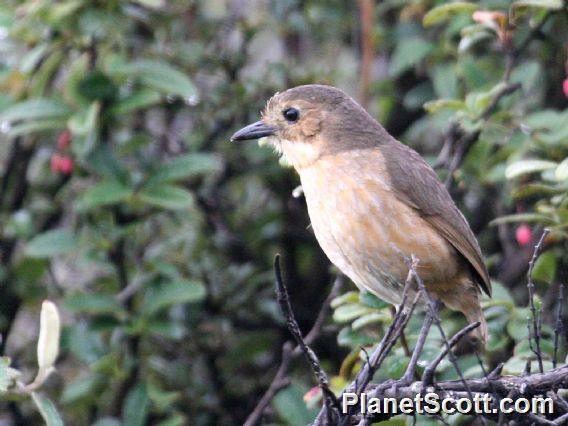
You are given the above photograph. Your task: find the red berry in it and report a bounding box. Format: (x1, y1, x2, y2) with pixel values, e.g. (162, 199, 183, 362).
(50, 154, 62, 173)
(57, 130, 72, 150)
(58, 156, 74, 175)
(50, 154, 73, 175)
(303, 386, 321, 403)
(563, 79, 568, 98)
(516, 224, 532, 246)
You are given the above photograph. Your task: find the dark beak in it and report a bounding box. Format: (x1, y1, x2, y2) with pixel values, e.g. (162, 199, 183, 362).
(231, 120, 276, 142)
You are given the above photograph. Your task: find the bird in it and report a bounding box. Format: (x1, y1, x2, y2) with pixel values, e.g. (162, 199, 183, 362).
(231, 84, 491, 343)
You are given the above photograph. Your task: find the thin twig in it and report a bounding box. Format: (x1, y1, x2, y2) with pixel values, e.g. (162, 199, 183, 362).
(554, 413, 568, 425)
(352, 261, 420, 396)
(243, 343, 293, 426)
(527, 229, 550, 374)
(273, 255, 340, 419)
(488, 363, 504, 380)
(303, 276, 344, 347)
(552, 284, 564, 369)
(243, 276, 343, 426)
(524, 358, 532, 377)
(512, 11, 552, 65)
(421, 321, 481, 387)
(409, 255, 483, 423)
(329, 264, 421, 426)
(400, 313, 433, 384)
(361, 365, 568, 423)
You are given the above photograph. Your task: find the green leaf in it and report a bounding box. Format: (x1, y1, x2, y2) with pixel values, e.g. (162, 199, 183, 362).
(67, 101, 100, 136)
(331, 291, 359, 308)
(537, 123, 568, 145)
(531, 250, 556, 284)
(273, 385, 317, 426)
(384, 354, 409, 379)
(76, 180, 132, 212)
(337, 326, 376, 347)
(0, 99, 71, 123)
(490, 213, 554, 226)
(458, 26, 494, 53)
(389, 39, 434, 77)
(31, 393, 64, 426)
(513, 184, 565, 199)
(511, 60, 541, 93)
(486, 281, 514, 305)
(0, 356, 20, 394)
(147, 382, 181, 410)
(402, 83, 434, 110)
(423, 2, 478, 27)
(524, 109, 568, 129)
(465, 83, 509, 117)
(77, 71, 116, 102)
(85, 144, 129, 181)
(122, 383, 150, 426)
(155, 415, 186, 426)
(511, 0, 563, 10)
(20, 43, 50, 74)
(0, 360, 8, 393)
(25, 230, 78, 258)
(505, 160, 558, 179)
(430, 63, 459, 99)
(506, 308, 531, 341)
(147, 153, 223, 185)
(66, 323, 105, 364)
(46, 1, 84, 24)
(333, 304, 373, 323)
(121, 60, 197, 99)
(64, 293, 124, 315)
(110, 89, 162, 115)
(423, 99, 465, 114)
(91, 419, 121, 426)
(555, 158, 568, 181)
(143, 280, 206, 315)
(7, 119, 65, 137)
(359, 291, 388, 310)
(147, 320, 185, 339)
(139, 184, 195, 210)
(61, 374, 101, 404)
(352, 312, 389, 330)
(132, 0, 165, 8)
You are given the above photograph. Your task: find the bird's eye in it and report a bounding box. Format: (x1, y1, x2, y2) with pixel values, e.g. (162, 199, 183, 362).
(283, 107, 299, 123)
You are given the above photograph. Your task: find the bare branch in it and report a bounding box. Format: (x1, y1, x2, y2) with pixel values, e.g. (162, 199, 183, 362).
(360, 365, 568, 423)
(400, 313, 433, 384)
(243, 342, 293, 426)
(243, 275, 343, 426)
(527, 229, 550, 374)
(410, 257, 475, 394)
(352, 265, 417, 395)
(273, 255, 340, 419)
(553, 284, 564, 369)
(421, 321, 481, 387)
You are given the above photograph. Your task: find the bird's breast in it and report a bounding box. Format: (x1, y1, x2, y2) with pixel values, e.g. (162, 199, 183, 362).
(297, 149, 459, 304)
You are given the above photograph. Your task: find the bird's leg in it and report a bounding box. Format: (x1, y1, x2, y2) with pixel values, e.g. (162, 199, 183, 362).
(400, 313, 434, 384)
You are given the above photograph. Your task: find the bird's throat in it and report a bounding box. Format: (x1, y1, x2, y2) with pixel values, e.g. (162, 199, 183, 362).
(267, 136, 322, 169)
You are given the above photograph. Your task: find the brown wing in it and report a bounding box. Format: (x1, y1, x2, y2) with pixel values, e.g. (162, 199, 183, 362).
(382, 140, 491, 296)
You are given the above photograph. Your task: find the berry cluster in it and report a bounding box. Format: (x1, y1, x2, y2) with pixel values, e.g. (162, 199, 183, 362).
(50, 131, 74, 175)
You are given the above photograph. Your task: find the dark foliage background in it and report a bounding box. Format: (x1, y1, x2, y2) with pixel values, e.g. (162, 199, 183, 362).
(0, 0, 566, 425)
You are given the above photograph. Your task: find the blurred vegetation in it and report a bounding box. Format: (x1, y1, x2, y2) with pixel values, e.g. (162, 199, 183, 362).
(0, 0, 566, 425)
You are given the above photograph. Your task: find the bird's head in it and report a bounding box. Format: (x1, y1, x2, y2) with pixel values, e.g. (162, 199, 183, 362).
(231, 84, 386, 169)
